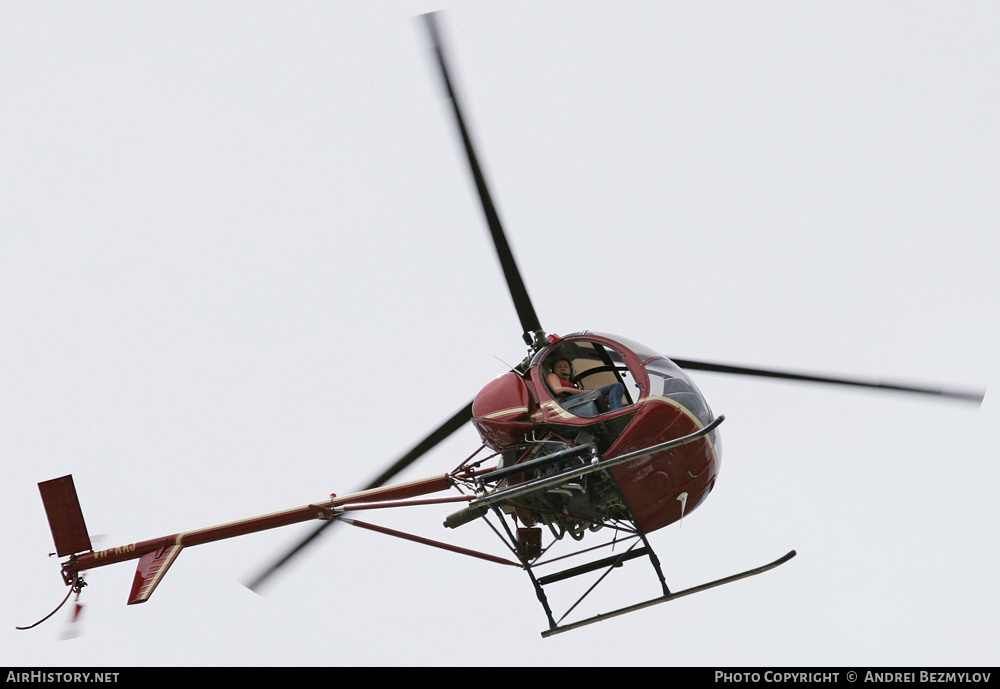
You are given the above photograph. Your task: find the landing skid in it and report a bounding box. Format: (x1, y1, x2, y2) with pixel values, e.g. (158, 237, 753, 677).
(453, 417, 793, 638)
(539, 549, 797, 638)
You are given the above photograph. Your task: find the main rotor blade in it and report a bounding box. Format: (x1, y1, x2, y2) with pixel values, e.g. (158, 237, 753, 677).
(245, 401, 474, 592)
(364, 400, 474, 489)
(672, 358, 985, 405)
(423, 12, 544, 348)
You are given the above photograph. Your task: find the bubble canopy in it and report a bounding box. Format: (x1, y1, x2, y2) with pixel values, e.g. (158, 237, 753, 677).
(532, 332, 720, 453)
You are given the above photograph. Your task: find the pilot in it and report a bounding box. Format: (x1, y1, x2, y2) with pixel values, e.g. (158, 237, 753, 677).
(546, 357, 626, 412)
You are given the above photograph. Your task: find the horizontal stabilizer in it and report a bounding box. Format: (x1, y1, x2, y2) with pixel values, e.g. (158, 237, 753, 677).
(38, 475, 93, 557)
(128, 545, 183, 605)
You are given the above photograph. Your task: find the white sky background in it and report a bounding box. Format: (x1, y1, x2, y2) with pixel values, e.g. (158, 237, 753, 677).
(2, 1, 997, 667)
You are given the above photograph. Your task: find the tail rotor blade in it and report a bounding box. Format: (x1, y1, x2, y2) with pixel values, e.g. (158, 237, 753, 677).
(422, 12, 544, 348)
(245, 401, 474, 592)
(672, 358, 985, 405)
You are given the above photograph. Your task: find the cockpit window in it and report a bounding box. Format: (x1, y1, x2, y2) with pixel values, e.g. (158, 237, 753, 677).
(643, 356, 713, 428)
(537, 334, 720, 458)
(541, 340, 640, 418)
(588, 333, 662, 364)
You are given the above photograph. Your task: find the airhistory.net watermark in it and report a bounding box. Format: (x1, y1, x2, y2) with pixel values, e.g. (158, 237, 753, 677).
(6, 672, 119, 684)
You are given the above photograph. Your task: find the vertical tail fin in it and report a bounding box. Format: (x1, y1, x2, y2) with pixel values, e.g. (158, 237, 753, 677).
(128, 545, 183, 604)
(38, 475, 93, 557)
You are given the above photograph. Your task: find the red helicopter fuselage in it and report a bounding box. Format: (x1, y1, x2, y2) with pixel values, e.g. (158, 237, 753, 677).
(470, 332, 721, 535)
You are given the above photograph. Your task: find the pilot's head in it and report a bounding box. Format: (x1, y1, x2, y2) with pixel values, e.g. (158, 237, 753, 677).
(552, 358, 572, 379)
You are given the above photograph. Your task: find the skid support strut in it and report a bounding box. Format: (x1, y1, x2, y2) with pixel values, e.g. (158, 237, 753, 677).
(491, 506, 557, 629)
(489, 461, 678, 635)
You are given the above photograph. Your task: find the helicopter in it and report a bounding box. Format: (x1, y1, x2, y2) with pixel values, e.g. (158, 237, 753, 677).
(20, 12, 985, 638)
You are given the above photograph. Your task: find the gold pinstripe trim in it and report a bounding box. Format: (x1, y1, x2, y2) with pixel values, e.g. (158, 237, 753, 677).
(483, 406, 529, 420)
(174, 502, 329, 545)
(638, 396, 720, 459)
(539, 400, 579, 420)
(637, 395, 702, 425)
(133, 545, 183, 603)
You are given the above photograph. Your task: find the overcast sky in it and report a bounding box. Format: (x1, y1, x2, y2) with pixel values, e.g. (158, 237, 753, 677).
(2, 2, 997, 667)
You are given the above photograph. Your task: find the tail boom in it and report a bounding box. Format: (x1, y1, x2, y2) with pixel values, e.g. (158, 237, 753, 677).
(64, 499, 346, 599)
(43, 473, 454, 604)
